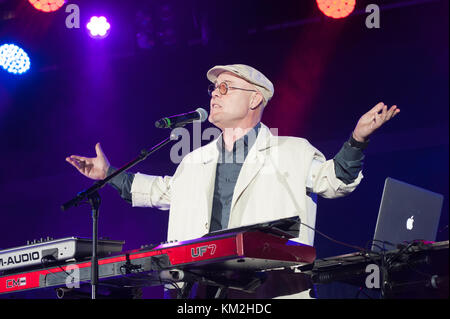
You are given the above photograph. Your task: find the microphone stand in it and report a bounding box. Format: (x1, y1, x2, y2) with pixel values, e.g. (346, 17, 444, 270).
(61, 129, 182, 299)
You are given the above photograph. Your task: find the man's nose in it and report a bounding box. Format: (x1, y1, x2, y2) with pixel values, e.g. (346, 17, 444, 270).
(212, 86, 220, 98)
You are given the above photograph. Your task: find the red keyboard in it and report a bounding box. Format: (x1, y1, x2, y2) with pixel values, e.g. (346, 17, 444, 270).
(0, 230, 315, 295)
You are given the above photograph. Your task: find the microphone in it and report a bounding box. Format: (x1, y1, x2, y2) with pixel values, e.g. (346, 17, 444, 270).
(155, 108, 208, 129)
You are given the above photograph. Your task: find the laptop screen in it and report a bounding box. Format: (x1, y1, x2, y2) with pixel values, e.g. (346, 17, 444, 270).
(371, 177, 444, 252)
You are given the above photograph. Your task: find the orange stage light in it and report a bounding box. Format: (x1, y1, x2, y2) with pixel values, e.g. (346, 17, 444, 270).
(28, 0, 65, 13)
(316, 0, 356, 19)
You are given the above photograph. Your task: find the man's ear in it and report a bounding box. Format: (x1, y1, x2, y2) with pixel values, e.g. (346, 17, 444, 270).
(250, 92, 263, 110)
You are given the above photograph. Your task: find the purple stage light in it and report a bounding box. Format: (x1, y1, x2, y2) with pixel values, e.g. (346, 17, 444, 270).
(86, 16, 111, 38)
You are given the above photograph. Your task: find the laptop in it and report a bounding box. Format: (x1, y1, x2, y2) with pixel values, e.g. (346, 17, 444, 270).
(371, 177, 444, 252)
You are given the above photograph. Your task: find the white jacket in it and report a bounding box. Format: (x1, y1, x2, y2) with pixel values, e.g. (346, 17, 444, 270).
(130, 123, 363, 246)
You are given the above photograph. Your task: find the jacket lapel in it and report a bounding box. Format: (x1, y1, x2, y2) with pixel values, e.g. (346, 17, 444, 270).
(200, 141, 219, 224)
(230, 124, 273, 214)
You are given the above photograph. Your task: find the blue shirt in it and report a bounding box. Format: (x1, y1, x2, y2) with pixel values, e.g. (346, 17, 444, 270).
(209, 123, 261, 232)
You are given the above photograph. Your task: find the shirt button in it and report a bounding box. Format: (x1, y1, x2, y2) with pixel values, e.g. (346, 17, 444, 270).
(205, 222, 208, 230)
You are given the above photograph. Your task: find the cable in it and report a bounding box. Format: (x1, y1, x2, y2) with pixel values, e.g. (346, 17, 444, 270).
(118, 267, 181, 291)
(378, 239, 437, 298)
(386, 239, 431, 267)
(299, 221, 382, 257)
(386, 240, 434, 279)
(298, 222, 394, 299)
(386, 241, 414, 265)
(41, 256, 79, 286)
(117, 260, 183, 298)
(366, 239, 397, 252)
(269, 156, 383, 259)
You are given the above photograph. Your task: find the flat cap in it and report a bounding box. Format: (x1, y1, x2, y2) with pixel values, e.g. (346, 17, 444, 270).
(207, 64, 274, 107)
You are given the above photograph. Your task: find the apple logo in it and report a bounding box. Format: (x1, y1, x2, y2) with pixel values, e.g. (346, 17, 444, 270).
(406, 215, 414, 230)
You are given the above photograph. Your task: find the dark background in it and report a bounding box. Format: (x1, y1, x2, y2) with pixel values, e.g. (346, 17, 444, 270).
(0, 0, 448, 298)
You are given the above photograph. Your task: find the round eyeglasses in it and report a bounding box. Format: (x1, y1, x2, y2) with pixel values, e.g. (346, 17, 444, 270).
(208, 81, 257, 97)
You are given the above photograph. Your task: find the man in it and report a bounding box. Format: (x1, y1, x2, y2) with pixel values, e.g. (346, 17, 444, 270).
(66, 64, 400, 298)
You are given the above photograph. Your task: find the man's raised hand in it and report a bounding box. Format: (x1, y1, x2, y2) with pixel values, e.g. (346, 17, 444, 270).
(66, 143, 111, 180)
(353, 102, 400, 142)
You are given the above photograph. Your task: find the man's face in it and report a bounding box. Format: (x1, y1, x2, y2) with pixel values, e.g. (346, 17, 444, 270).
(208, 71, 259, 130)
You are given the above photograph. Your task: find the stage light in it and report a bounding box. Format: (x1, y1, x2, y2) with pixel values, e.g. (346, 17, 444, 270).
(87, 16, 111, 38)
(28, 0, 65, 13)
(0, 44, 31, 75)
(316, 0, 356, 19)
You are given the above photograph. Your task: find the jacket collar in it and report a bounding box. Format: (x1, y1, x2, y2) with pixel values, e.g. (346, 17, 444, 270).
(200, 122, 274, 164)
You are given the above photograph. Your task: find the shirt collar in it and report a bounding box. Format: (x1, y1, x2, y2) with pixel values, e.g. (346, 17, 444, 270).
(216, 122, 261, 155)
